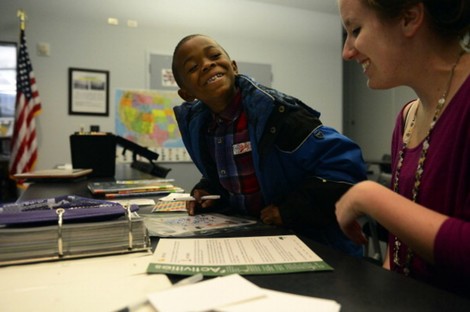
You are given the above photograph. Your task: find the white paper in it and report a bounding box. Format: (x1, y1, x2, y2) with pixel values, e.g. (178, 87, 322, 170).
(158, 193, 192, 201)
(218, 288, 341, 312)
(0, 252, 172, 312)
(148, 235, 331, 275)
(148, 274, 265, 312)
(111, 198, 156, 206)
(148, 274, 341, 312)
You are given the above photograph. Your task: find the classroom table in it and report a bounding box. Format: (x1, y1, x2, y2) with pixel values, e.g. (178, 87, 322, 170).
(12, 168, 470, 311)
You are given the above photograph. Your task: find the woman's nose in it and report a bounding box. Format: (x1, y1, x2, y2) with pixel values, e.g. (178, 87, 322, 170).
(342, 37, 358, 61)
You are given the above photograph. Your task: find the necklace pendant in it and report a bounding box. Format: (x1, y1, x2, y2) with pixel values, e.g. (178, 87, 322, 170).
(423, 140, 430, 150)
(393, 256, 400, 266)
(393, 239, 401, 266)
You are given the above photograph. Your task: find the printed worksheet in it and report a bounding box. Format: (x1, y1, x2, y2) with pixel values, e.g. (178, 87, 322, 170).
(144, 213, 257, 237)
(147, 235, 332, 276)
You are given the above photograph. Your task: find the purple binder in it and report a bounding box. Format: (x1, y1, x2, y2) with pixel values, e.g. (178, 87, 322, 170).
(0, 195, 138, 225)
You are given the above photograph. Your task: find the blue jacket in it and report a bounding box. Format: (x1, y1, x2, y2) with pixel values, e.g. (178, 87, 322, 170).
(174, 75, 367, 255)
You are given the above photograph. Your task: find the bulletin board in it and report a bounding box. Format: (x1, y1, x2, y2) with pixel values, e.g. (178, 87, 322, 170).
(148, 53, 272, 89)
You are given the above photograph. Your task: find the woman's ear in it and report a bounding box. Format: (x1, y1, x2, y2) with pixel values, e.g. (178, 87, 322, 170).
(178, 89, 196, 102)
(401, 2, 424, 37)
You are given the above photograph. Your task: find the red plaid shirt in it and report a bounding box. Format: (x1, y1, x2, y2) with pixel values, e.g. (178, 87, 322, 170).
(206, 90, 263, 216)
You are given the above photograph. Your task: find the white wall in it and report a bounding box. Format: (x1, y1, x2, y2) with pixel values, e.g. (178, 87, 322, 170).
(1, 0, 343, 174)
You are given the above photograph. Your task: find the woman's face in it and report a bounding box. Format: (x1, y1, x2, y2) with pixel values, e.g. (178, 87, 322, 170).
(339, 0, 406, 90)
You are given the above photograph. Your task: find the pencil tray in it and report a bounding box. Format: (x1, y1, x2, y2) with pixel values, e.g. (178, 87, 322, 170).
(0, 195, 138, 226)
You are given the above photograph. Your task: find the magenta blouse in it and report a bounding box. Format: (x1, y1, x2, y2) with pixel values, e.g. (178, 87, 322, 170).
(389, 74, 470, 296)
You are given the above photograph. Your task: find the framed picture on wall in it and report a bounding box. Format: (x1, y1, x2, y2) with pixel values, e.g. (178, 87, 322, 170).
(68, 68, 109, 116)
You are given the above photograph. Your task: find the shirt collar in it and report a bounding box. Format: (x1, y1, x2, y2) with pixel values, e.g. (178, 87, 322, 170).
(212, 88, 242, 124)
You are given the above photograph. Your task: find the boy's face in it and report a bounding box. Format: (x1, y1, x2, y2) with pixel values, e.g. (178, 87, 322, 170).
(174, 36, 238, 111)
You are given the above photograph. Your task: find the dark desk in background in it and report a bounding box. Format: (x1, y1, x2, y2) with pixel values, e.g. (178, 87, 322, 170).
(15, 166, 470, 311)
(17, 162, 157, 202)
(0, 154, 16, 202)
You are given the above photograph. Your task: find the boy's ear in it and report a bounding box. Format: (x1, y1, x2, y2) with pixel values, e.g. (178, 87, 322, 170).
(178, 89, 196, 102)
(401, 2, 424, 37)
(232, 60, 238, 74)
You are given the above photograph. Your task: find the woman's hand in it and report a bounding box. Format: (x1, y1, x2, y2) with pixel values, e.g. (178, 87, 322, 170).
(335, 181, 371, 245)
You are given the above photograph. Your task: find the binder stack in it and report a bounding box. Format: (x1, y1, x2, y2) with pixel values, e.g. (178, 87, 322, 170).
(0, 195, 150, 266)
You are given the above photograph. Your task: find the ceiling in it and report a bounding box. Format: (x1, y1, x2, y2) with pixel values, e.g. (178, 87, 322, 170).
(1, 0, 341, 44)
(4, 0, 340, 30)
(247, 0, 339, 15)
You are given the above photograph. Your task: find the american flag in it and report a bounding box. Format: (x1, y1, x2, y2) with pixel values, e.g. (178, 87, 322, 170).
(9, 28, 42, 177)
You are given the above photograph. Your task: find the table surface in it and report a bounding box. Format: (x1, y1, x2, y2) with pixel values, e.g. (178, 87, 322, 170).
(14, 169, 470, 311)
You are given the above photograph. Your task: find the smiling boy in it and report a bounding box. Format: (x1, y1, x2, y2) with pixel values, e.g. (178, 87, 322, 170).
(172, 34, 367, 256)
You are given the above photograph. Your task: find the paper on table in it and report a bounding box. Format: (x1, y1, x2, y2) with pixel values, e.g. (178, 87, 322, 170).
(111, 198, 156, 206)
(158, 193, 193, 201)
(144, 213, 257, 237)
(148, 274, 266, 312)
(13, 168, 92, 180)
(147, 235, 332, 275)
(148, 274, 341, 312)
(0, 252, 172, 312)
(218, 288, 341, 312)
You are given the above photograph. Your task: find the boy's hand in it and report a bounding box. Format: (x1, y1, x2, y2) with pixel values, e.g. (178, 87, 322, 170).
(260, 204, 283, 225)
(186, 189, 218, 216)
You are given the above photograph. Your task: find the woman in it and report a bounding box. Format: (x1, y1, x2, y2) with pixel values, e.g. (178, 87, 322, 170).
(336, 0, 470, 296)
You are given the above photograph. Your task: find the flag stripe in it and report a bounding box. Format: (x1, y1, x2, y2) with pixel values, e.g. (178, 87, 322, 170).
(9, 28, 42, 177)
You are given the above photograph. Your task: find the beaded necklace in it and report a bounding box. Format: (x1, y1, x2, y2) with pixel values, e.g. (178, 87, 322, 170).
(392, 50, 464, 276)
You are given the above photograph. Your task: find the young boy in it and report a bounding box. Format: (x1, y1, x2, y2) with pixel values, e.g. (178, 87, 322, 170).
(172, 34, 367, 256)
